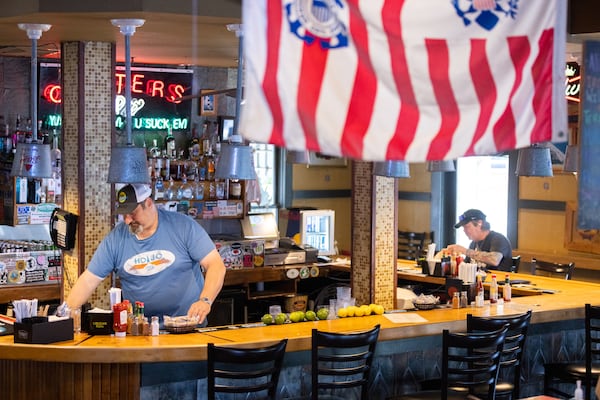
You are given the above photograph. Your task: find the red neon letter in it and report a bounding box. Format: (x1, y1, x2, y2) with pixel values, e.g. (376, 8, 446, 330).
(43, 84, 62, 104)
(132, 74, 144, 94)
(147, 80, 165, 98)
(166, 84, 186, 104)
(115, 72, 126, 95)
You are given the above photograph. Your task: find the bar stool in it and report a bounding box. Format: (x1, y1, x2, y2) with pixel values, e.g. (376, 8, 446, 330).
(207, 338, 288, 400)
(530, 257, 574, 280)
(544, 303, 600, 400)
(388, 326, 508, 400)
(467, 310, 532, 399)
(310, 324, 380, 400)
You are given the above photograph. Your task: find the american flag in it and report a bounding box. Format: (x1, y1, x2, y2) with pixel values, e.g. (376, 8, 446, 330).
(239, 0, 568, 162)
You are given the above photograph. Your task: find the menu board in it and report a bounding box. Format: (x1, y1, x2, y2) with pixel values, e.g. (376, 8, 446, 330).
(578, 41, 600, 229)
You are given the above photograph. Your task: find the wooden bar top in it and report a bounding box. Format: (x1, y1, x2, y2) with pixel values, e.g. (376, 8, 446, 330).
(1, 265, 600, 364)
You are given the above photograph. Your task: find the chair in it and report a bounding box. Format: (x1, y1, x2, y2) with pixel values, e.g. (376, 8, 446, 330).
(398, 231, 429, 260)
(544, 304, 600, 400)
(530, 257, 574, 280)
(311, 324, 380, 400)
(388, 326, 508, 400)
(467, 310, 532, 399)
(207, 338, 288, 400)
(511, 255, 521, 273)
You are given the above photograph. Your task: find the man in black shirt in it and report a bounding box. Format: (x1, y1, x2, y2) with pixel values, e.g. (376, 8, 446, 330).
(446, 209, 513, 271)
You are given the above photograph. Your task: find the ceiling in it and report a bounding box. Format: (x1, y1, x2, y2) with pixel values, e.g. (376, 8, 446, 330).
(0, 0, 242, 67)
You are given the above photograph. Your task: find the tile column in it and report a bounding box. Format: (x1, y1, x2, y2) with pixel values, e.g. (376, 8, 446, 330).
(60, 41, 115, 309)
(351, 161, 397, 309)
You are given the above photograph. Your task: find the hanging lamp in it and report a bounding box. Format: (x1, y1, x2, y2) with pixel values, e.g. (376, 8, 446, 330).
(215, 24, 257, 180)
(427, 160, 455, 172)
(515, 144, 553, 177)
(11, 23, 53, 179)
(107, 19, 150, 184)
(563, 144, 579, 173)
(373, 161, 410, 178)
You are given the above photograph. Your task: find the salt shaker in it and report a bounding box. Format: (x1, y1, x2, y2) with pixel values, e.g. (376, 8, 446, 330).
(460, 291, 468, 308)
(151, 316, 159, 336)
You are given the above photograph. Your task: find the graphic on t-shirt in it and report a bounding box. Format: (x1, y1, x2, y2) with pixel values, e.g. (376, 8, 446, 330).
(124, 250, 174, 276)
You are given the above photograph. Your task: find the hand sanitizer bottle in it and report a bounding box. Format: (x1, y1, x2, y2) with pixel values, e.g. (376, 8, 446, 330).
(574, 379, 583, 400)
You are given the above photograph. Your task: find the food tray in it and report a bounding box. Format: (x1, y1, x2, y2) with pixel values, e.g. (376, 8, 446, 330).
(413, 303, 437, 310)
(165, 325, 197, 334)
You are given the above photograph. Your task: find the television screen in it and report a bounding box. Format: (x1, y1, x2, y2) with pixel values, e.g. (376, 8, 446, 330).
(299, 209, 336, 256)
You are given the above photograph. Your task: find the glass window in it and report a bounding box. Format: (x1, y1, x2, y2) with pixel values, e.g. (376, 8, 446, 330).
(249, 142, 277, 213)
(455, 155, 509, 246)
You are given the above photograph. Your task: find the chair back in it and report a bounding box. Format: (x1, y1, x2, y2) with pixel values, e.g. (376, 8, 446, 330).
(398, 231, 430, 260)
(311, 324, 380, 400)
(467, 310, 532, 398)
(585, 304, 600, 400)
(207, 339, 288, 400)
(531, 257, 574, 280)
(511, 255, 521, 273)
(441, 326, 508, 400)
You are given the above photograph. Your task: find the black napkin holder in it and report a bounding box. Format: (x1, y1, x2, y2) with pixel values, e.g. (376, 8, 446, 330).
(86, 311, 114, 335)
(14, 316, 73, 344)
(420, 259, 443, 276)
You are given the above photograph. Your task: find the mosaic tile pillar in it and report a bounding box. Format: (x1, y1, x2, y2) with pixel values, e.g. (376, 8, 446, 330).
(60, 41, 115, 310)
(351, 161, 397, 309)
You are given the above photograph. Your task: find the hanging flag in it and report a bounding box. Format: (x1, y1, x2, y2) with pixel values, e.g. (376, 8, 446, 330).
(240, 0, 568, 162)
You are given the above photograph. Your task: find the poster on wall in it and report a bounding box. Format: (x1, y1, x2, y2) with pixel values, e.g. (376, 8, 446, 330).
(39, 63, 193, 132)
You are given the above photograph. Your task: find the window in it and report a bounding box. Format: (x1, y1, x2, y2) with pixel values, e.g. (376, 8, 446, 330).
(249, 142, 277, 214)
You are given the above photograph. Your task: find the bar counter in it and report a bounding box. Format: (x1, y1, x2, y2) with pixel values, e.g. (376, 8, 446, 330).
(1, 270, 599, 399)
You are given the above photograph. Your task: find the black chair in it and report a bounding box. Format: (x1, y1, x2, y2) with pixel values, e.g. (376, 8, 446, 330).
(311, 324, 380, 400)
(530, 257, 574, 280)
(398, 231, 428, 260)
(511, 255, 521, 273)
(207, 338, 288, 400)
(544, 304, 600, 400)
(388, 326, 508, 400)
(467, 310, 532, 399)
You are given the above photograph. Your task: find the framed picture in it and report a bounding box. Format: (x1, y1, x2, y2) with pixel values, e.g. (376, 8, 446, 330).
(199, 89, 217, 116)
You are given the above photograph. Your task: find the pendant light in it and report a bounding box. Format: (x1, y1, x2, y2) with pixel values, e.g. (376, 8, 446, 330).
(563, 145, 579, 173)
(427, 160, 455, 172)
(373, 161, 410, 178)
(515, 144, 553, 177)
(11, 24, 53, 179)
(107, 19, 150, 184)
(215, 24, 257, 181)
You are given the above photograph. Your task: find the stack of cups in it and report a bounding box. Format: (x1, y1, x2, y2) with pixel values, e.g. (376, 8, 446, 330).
(333, 286, 354, 319)
(109, 288, 122, 308)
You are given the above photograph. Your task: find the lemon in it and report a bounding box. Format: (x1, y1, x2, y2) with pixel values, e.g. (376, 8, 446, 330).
(354, 306, 365, 317)
(360, 305, 371, 316)
(305, 310, 317, 321)
(316, 308, 329, 320)
(337, 307, 348, 318)
(275, 313, 287, 325)
(346, 306, 358, 317)
(261, 313, 274, 325)
(373, 304, 385, 315)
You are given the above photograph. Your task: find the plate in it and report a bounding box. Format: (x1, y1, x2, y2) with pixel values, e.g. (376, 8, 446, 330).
(286, 268, 299, 279)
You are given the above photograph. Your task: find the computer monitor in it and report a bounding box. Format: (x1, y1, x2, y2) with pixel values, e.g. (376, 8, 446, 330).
(299, 209, 336, 256)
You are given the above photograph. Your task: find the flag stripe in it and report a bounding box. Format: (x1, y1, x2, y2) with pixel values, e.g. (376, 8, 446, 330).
(467, 38, 497, 156)
(340, 0, 377, 159)
(531, 28, 554, 143)
(425, 39, 460, 160)
(264, 0, 284, 147)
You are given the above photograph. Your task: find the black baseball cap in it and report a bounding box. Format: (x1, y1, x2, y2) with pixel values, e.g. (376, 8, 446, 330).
(454, 209, 486, 228)
(115, 184, 152, 214)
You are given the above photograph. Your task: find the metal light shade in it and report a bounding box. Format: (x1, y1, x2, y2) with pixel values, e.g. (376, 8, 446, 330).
(515, 145, 553, 177)
(287, 150, 310, 164)
(11, 142, 53, 178)
(563, 144, 578, 173)
(215, 142, 257, 180)
(107, 146, 150, 183)
(427, 160, 455, 172)
(373, 160, 410, 178)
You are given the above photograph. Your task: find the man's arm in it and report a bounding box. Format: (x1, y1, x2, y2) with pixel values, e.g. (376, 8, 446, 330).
(187, 248, 226, 322)
(65, 269, 104, 310)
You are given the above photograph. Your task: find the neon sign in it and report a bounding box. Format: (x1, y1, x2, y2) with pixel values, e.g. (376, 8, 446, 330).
(565, 62, 580, 103)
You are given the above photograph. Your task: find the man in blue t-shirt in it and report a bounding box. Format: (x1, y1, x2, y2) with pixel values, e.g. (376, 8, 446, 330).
(64, 184, 226, 325)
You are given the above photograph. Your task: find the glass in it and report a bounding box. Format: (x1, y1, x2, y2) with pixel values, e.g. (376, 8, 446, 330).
(71, 307, 81, 334)
(269, 305, 282, 319)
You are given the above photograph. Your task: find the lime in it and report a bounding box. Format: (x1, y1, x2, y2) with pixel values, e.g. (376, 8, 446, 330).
(289, 311, 303, 323)
(261, 313, 274, 325)
(305, 310, 317, 321)
(275, 313, 287, 325)
(316, 307, 329, 320)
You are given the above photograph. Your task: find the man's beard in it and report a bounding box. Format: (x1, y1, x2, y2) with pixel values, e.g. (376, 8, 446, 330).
(128, 222, 143, 236)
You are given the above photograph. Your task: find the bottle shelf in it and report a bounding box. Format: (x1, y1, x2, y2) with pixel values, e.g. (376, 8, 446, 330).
(154, 198, 244, 219)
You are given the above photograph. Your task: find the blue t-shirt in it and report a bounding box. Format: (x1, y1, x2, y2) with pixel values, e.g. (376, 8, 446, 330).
(87, 209, 215, 320)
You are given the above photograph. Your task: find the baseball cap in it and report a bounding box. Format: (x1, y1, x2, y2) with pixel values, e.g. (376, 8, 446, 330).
(115, 184, 152, 214)
(454, 209, 486, 229)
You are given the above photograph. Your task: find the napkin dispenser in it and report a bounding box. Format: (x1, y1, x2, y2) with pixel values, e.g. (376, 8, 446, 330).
(14, 316, 73, 344)
(86, 310, 114, 335)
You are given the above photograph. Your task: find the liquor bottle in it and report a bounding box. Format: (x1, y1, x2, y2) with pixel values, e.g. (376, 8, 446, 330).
(194, 173, 205, 200)
(229, 179, 242, 200)
(177, 174, 193, 200)
(51, 131, 62, 204)
(189, 123, 201, 161)
(153, 175, 165, 200)
(164, 125, 176, 159)
(489, 274, 498, 304)
(165, 178, 176, 200)
(503, 274, 512, 302)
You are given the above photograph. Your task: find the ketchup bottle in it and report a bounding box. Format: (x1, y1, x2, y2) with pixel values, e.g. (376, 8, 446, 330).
(113, 301, 128, 337)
